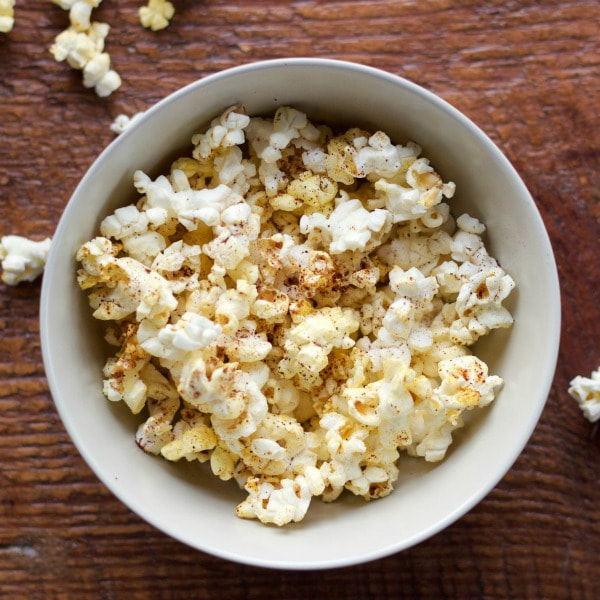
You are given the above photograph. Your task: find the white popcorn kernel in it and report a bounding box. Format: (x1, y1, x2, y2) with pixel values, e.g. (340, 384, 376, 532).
(121, 231, 166, 266)
(0, 235, 52, 286)
(134, 364, 179, 454)
(456, 213, 486, 235)
(251, 438, 287, 461)
(354, 131, 402, 177)
(161, 424, 217, 462)
(300, 195, 392, 254)
(436, 355, 503, 410)
(50, 16, 121, 98)
(139, 0, 175, 31)
(76, 237, 177, 325)
(245, 117, 280, 164)
(278, 307, 359, 387)
(138, 312, 221, 360)
(94, 68, 121, 97)
(100, 205, 149, 240)
(270, 107, 308, 150)
(236, 474, 313, 526)
(568, 367, 600, 423)
(450, 230, 485, 263)
(222, 320, 272, 363)
(0, 0, 15, 33)
(192, 106, 250, 159)
(302, 149, 328, 174)
(110, 111, 145, 135)
(102, 328, 150, 415)
(414, 421, 456, 463)
(69, 1, 97, 32)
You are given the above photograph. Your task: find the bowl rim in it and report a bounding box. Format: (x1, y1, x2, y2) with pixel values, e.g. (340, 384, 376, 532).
(40, 57, 561, 570)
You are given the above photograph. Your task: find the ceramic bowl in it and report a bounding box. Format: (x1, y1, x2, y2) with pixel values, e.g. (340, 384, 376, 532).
(40, 58, 560, 569)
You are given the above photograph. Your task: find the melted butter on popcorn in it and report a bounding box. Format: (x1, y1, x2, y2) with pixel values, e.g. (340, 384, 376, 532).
(76, 105, 515, 527)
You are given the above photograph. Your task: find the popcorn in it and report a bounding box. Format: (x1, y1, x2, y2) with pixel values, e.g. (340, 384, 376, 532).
(0, 0, 15, 33)
(287, 171, 337, 210)
(139, 0, 175, 31)
(49, 10, 121, 98)
(102, 326, 150, 414)
(278, 307, 360, 387)
(100, 205, 150, 240)
(435, 355, 503, 410)
(300, 194, 392, 254)
(138, 312, 221, 360)
(78, 106, 515, 526)
(0, 235, 51, 285)
(222, 320, 272, 363)
(568, 367, 600, 422)
(353, 132, 418, 179)
(76, 237, 177, 325)
(456, 213, 486, 235)
(236, 474, 314, 526)
(192, 106, 250, 160)
(110, 112, 145, 135)
(161, 423, 217, 462)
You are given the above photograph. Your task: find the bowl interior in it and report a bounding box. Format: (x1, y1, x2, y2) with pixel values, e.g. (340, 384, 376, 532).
(40, 59, 560, 569)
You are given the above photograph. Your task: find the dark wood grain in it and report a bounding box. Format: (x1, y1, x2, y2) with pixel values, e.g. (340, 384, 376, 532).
(1, 0, 598, 598)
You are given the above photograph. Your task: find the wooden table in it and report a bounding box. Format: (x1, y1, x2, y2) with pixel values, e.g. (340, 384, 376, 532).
(1, 1, 598, 597)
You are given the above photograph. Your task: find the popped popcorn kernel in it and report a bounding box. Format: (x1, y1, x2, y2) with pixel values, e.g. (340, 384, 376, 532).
(77, 105, 515, 526)
(110, 111, 145, 135)
(0, 0, 15, 33)
(49, 6, 121, 98)
(0, 235, 51, 285)
(568, 367, 600, 423)
(139, 0, 175, 31)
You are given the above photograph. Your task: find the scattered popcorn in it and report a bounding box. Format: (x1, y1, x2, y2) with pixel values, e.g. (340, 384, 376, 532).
(110, 111, 145, 135)
(139, 0, 175, 32)
(568, 367, 600, 423)
(0, 0, 15, 33)
(49, 1, 121, 97)
(77, 106, 515, 526)
(0, 235, 52, 285)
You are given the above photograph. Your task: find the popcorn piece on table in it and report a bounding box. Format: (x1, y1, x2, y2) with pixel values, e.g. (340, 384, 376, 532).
(568, 367, 600, 423)
(50, 1, 102, 32)
(0, 0, 15, 33)
(110, 112, 145, 135)
(139, 0, 175, 31)
(0, 235, 52, 285)
(49, 4, 121, 98)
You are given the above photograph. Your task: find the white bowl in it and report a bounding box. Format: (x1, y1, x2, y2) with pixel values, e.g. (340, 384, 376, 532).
(40, 58, 560, 569)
